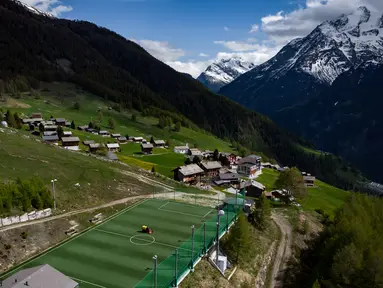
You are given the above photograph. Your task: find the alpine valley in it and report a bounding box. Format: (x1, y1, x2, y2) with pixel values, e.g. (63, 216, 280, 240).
(220, 6, 383, 182)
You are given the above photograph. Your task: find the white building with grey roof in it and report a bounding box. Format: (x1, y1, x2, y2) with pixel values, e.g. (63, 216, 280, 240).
(2, 264, 78, 288)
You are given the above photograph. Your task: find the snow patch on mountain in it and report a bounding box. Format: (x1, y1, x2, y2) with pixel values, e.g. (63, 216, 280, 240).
(234, 6, 383, 86)
(197, 57, 256, 92)
(14, 0, 55, 18)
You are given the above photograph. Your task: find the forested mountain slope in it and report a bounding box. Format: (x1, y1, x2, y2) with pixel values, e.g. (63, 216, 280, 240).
(0, 0, 362, 189)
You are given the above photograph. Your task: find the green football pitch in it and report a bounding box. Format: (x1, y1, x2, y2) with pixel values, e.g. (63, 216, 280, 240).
(1, 199, 219, 288)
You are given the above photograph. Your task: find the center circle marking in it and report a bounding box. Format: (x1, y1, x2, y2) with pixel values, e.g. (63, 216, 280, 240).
(130, 235, 155, 246)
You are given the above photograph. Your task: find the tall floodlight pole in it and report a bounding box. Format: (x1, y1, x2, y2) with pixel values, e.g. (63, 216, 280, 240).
(174, 249, 178, 287)
(216, 210, 225, 266)
(153, 255, 158, 288)
(191, 225, 195, 270)
(51, 179, 57, 210)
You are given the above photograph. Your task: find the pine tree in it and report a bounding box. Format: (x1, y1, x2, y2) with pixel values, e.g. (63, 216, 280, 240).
(225, 212, 250, 264)
(253, 194, 271, 230)
(213, 149, 219, 161)
(151, 166, 156, 173)
(185, 158, 192, 165)
(70, 121, 75, 129)
(150, 136, 154, 144)
(88, 121, 94, 129)
(98, 111, 103, 123)
(57, 126, 63, 138)
(175, 121, 181, 132)
(108, 117, 116, 129)
(7, 111, 17, 128)
(312, 280, 320, 288)
(13, 112, 22, 129)
(39, 123, 44, 132)
(131, 114, 136, 122)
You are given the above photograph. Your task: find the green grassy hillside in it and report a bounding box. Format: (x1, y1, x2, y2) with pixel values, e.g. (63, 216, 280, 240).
(256, 168, 350, 217)
(2, 82, 236, 177)
(0, 128, 156, 213)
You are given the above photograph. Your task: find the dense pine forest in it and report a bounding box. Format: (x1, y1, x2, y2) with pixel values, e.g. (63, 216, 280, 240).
(0, 0, 364, 190)
(286, 194, 383, 288)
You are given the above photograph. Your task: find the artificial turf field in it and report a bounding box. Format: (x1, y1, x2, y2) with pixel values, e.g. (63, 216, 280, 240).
(1, 199, 219, 288)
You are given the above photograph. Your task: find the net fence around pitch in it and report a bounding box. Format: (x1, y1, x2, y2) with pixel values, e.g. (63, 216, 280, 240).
(134, 203, 242, 288)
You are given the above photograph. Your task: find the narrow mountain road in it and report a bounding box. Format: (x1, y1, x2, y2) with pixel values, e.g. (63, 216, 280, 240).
(0, 190, 225, 232)
(270, 212, 293, 288)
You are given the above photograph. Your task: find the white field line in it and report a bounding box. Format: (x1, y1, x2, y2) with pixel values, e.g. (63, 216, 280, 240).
(0, 199, 148, 279)
(203, 210, 214, 218)
(158, 202, 170, 210)
(94, 228, 193, 252)
(70, 276, 107, 288)
(158, 208, 207, 218)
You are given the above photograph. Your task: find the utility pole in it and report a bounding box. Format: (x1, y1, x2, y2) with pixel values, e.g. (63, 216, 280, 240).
(51, 179, 57, 210)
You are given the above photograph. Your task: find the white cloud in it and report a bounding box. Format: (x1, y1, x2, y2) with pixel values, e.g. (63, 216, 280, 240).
(168, 60, 214, 78)
(224, 26, 230, 31)
(214, 40, 263, 52)
(132, 39, 185, 62)
(249, 24, 259, 33)
(19, 0, 72, 16)
(199, 53, 209, 57)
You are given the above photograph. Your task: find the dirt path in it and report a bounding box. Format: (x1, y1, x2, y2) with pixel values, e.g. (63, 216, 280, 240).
(270, 212, 293, 288)
(0, 190, 225, 232)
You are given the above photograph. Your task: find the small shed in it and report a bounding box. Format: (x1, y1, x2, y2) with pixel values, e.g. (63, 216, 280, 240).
(43, 125, 57, 132)
(173, 164, 204, 183)
(31, 113, 43, 119)
(174, 146, 189, 154)
(240, 180, 266, 198)
(133, 137, 144, 143)
(77, 125, 88, 131)
(141, 143, 154, 154)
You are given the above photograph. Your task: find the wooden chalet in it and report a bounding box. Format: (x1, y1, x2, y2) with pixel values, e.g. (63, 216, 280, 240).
(199, 161, 222, 177)
(99, 130, 110, 137)
(173, 164, 204, 184)
(77, 125, 88, 131)
(302, 172, 316, 187)
(213, 172, 240, 186)
(141, 143, 154, 154)
(43, 125, 58, 132)
(240, 180, 266, 198)
(42, 135, 59, 145)
(61, 137, 80, 150)
(31, 113, 43, 119)
(106, 143, 120, 152)
(89, 143, 101, 153)
(153, 140, 166, 147)
(117, 136, 127, 144)
(83, 140, 95, 146)
(133, 137, 144, 143)
(111, 133, 121, 139)
(174, 146, 189, 154)
(55, 118, 66, 126)
(63, 131, 72, 137)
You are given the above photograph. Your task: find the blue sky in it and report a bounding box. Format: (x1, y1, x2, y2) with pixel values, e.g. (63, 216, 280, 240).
(22, 0, 383, 76)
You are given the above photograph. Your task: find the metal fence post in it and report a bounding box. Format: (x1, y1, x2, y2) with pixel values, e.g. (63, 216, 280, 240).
(174, 249, 178, 287)
(203, 222, 206, 254)
(153, 255, 158, 288)
(191, 225, 195, 270)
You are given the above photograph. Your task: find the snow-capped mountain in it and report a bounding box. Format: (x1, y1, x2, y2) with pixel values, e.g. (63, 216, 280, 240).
(220, 6, 383, 115)
(14, 0, 55, 18)
(197, 57, 256, 92)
